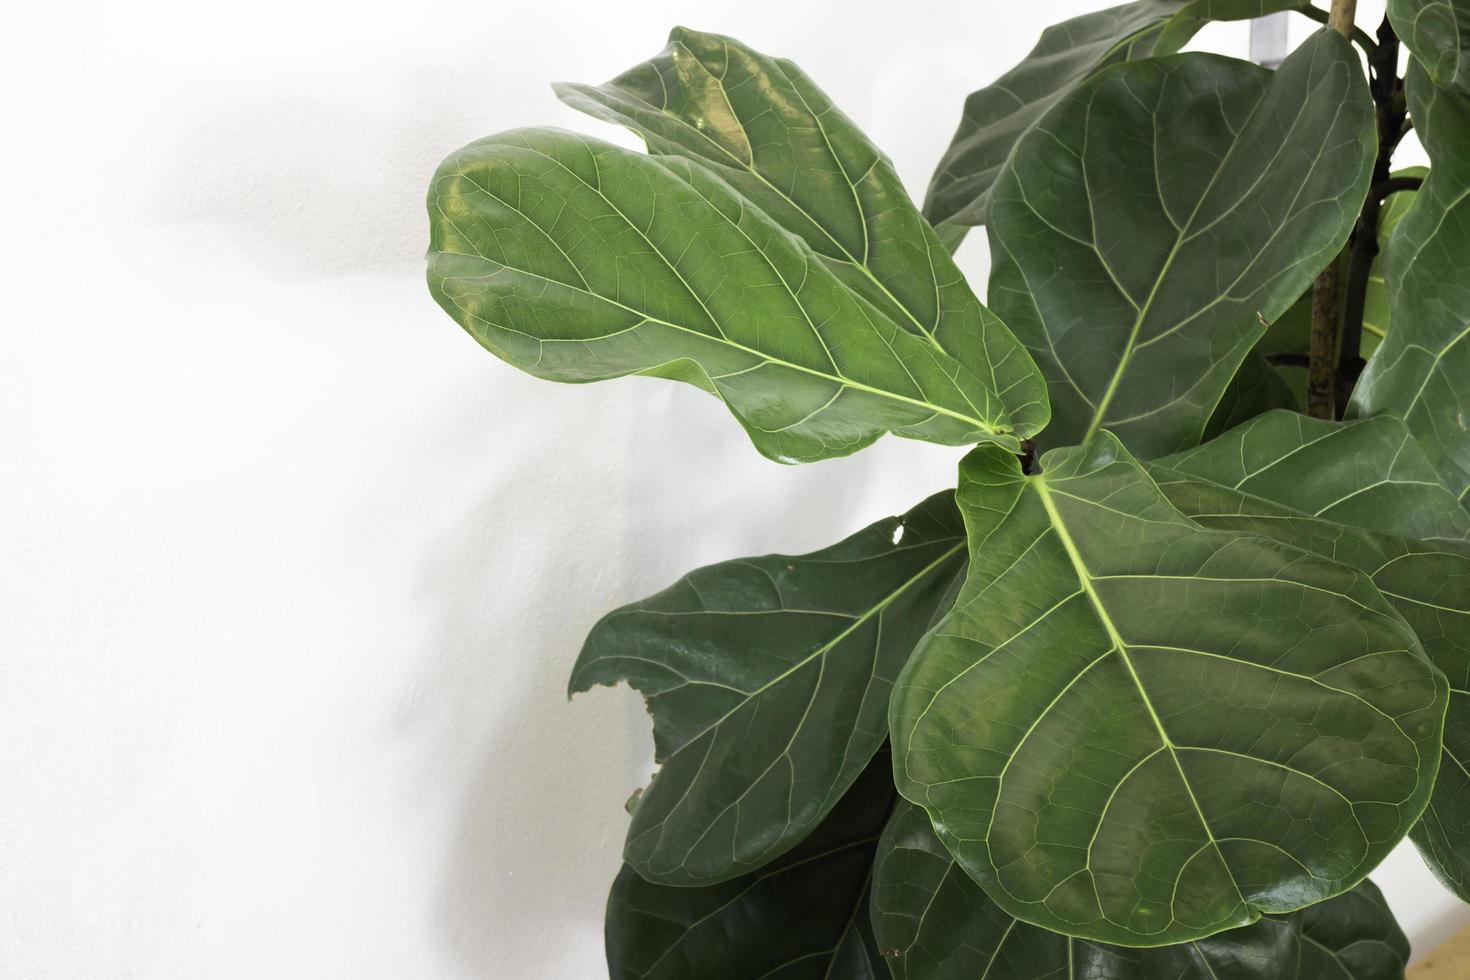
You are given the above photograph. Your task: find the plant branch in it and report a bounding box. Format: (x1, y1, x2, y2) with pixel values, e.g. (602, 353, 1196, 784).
(1299, 3, 1377, 54)
(1306, 0, 1363, 418)
(1370, 175, 1422, 199)
(1307, 261, 1341, 418)
(1335, 16, 1408, 412)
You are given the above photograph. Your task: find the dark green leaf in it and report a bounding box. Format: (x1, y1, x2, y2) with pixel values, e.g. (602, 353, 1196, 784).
(987, 31, 1374, 456)
(890, 433, 1445, 945)
(1147, 453, 1470, 904)
(1203, 352, 1300, 442)
(1247, 172, 1418, 402)
(605, 751, 895, 980)
(1157, 409, 1470, 543)
(1295, 879, 1410, 978)
(572, 492, 965, 886)
(1351, 65, 1470, 505)
(871, 798, 1347, 979)
(1391, 0, 1470, 93)
(426, 129, 1040, 464)
(554, 28, 1047, 436)
(922, 0, 1306, 240)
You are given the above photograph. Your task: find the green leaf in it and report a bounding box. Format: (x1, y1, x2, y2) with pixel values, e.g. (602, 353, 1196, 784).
(871, 799, 1301, 978)
(889, 433, 1445, 945)
(1157, 409, 1470, 543)
(1294, 879, 1410, 978)
(554, 28, 1047, 435)
(605, 751, 895, 980)
(922, 0, 1307, 240)
(1255, 169, 1422, 402)
(987, 31, 1374, 457)
(872, 800, 1407, 978)
(426, 128, 1039, 464)
(572, 492, 965, 886)
(1391, 0, 1470, 93)
(1203, 352, 1300, 442)
(1147, 445, 1470, 904)
(1351, 65, 1470, 505)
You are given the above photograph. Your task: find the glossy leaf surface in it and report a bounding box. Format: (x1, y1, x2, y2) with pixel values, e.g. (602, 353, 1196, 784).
(871, 799, 1302, 978)
(988, 32, 1374, 456)
(426, 128, 1039, 463)
(1150, 457, 1470, 904)
(1391, 0, 1470, 92)
(890, 434, 1444, 944)
(922, 0, 1306, 240)
(1158, 409, 1470, 543)
(573, 492, 964, 885)
(1352, 66, 1470, 504)
(605, 753, 894, 979)
(556, 28, 1046, 434)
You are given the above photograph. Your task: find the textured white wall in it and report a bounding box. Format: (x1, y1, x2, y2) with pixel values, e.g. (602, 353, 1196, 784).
(1, 0, 1462, 976)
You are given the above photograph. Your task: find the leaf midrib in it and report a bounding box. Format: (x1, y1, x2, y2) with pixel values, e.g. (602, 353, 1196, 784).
(577, 50, 951, 355)
(436, 145, 1005, 434)
(1031, 477, 1247, 911)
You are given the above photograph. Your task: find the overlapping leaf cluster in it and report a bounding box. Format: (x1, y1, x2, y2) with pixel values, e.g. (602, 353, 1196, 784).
(427, 5, 1470, 976)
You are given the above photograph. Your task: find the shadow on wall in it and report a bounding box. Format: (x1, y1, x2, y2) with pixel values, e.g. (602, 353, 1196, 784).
(154, 49, 644, 281)
(160, 70, 480, 280)
(151, 30, 951, 974)
(404, 380, 893, 977)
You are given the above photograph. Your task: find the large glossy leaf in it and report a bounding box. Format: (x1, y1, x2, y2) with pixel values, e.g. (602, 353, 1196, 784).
(1351, 65, 1470, 504)
(605, 752, 894, 980)
(1147, 447, 1470, 904)
(1158, 409, 1470, 543)
(922, 0, 1307, 241)
(572, 492, 964, 886)
(987, 31, 1374, 457)
(870, 799, 1301, 979)
(426, 129, 1039, 464)
(889, 433, 1445, 945)
(1391, 0, 1470, 93)
(555, 28, 1046, 434)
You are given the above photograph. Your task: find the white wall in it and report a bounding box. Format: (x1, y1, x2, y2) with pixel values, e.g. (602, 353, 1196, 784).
(1, 1, 1462, 976)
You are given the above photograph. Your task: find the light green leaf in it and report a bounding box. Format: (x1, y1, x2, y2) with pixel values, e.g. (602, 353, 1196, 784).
(1157, 409, 1470, 543)
(1391, 0, 1470, 93)
(1351, 65, 1470, 505)
(1146, 457, 1470, 904)
(426, 128, 1039, 464)
(890, 433, 1445, 945)
(572, 492, 964, 886)
(922, 0, 1307, 240)
(554, 28, 1047, 435)
(870, 799, 1302, 978)
(988, 31, 1374, 457)
(605, 752, 895, 980)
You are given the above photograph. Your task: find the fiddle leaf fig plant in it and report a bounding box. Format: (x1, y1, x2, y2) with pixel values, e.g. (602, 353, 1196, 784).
(427, 1, 1470, 975)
